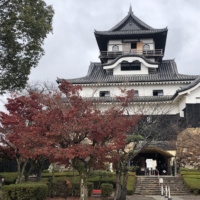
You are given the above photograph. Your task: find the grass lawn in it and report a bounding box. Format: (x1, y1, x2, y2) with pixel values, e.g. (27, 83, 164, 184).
(181, 169, 200, 194)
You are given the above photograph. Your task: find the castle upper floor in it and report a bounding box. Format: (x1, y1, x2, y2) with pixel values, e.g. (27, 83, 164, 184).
(94, 6, 168, 64)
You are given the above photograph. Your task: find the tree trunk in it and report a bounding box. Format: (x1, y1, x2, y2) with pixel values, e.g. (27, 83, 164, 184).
(16, 159, 22, 184)
(80, 172, 88, 200)
(52, 164, 55, 181)
(120, 171, 129, 200)
(24, 173, 29, 182)
(37, 167, 42, 182)
(114, 169, 122, 200)
(16, 159, 28, 184)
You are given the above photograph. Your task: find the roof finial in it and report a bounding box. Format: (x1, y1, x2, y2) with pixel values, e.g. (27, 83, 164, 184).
(128, 4, 133, 14)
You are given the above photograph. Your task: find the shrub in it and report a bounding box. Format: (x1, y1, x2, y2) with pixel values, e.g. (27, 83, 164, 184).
(42, 171, 79, 178)
(88, 176, 116, 189)
(42, 170, 50, 173)
(0, 172, 18, 185)
(100, 183, 113, 197)
(47, 180, 93, 197)
(47, 180, 71, 198)
(183, 176, 200, 194)
(2, 183, 48, 200)
(69, 182, 93, 197)
(180, 171, 200, 175)
(180, 168, 200, 172)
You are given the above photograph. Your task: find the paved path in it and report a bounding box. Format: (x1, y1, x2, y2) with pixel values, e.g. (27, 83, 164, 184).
(127, 195, 200, 200)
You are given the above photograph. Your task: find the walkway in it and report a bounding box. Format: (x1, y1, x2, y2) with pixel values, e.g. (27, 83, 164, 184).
(127, 195, 200, 200)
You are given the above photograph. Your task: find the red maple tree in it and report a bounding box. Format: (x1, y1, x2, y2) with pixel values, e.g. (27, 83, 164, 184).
(0, 81, 138, 200)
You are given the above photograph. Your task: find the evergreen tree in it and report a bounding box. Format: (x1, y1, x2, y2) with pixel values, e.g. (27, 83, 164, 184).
(0, 0, 54, 93)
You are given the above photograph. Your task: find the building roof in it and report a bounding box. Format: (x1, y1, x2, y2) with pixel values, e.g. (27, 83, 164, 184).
(57, 59, 200, 103)
(94, 6, 167, 35)
(94, 6, 168, 59)
(57, 60, 197, 85)
(103, 54, 158, 67)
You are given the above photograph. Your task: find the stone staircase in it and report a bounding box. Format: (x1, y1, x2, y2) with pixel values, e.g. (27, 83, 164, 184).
(134, 176, 189, 195)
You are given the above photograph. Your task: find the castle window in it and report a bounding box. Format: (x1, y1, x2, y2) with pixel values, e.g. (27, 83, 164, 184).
(131, 42, 137, 49)
(112, 45, 119, 51)
(147, 116, 152, 124)
(134, 90, 139, 97)
(100, 91, 110, 97)
(143, 44, 150, 51)
(153, 90, 163, 96)
(121, 61, 141, 71)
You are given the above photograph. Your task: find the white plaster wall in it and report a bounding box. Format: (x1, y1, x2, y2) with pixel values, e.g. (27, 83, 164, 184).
(113, 62, 148, 75)
(185, 85, 200, 103)
(178, 96, 186, 113)
(80, 84, 188, 98)
(104, 57, 158, 75)
(140, 38, 154, 50)
(140, 39, 154, 43)
(147, 58, 155, 62)
(78, 83, 193, 115)
(108, 40, 123, 51)
(107, 39, 155, 52)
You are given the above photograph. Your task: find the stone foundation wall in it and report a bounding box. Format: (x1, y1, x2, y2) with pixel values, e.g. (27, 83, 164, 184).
(176, 128, 200, 169)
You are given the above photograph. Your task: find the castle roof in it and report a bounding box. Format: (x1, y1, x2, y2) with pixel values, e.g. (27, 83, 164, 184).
(57, 60, 197, 85)
(95, 6, 167, 35)
(57, 59, 200, 103)
(94, 6, 168, 55)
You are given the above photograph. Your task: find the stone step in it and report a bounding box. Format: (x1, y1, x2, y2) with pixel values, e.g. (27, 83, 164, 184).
(134, 176, 190, 195)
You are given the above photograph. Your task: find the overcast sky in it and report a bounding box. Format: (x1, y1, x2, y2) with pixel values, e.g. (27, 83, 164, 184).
(28, 0, 200, 83)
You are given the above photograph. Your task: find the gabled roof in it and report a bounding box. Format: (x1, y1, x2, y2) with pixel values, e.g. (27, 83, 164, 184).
(109, 5, 153, 31)
(57, 60, 197, 85)
(94, 6, 167, 36)
(94, 6, 168, 55)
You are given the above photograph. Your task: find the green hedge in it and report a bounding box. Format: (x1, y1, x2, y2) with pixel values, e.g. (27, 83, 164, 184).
(100, 183, 113, 197)
(88, 176, 116, 189)
(180, 168, 200, 172)
(42, 171, 79, 177)
(47, 180, 71, 198)
(2, 183, 48, 200)
(47, 181, 94, 197)
(0, 172, 18, 185)
(181, 169, 200, 194)
(127, 172, 136, 195)
(180, 171, 200, 175)
(71, 182, 93, 196)
(89, 171, 114, 177)
(183, 177, 200, 194)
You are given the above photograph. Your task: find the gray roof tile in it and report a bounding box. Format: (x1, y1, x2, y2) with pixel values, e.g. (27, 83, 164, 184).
(57, 60, 197, 85)
(57, 60, 200, 102)
(94, 10, 167, 35)
(82, 96, 173, 103)
(95, 29, 167, 36)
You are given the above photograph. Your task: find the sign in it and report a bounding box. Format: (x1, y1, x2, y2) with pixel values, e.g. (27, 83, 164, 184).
(146, 159, 153, 168)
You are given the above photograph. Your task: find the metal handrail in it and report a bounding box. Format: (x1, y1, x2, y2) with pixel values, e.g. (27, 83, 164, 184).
(100, 49, 163, 58)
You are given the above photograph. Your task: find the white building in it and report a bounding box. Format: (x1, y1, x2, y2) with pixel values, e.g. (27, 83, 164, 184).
(57, 6, 200, 175)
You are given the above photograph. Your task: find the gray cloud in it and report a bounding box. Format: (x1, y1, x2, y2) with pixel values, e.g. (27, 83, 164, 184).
(29, 0, 200, 83)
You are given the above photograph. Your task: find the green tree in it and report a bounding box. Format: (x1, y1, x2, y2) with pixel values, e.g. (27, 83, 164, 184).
(0, 0, 54, 93)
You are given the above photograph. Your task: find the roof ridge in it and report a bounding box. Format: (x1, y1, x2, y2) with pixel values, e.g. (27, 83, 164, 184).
(107, 8, 160, 32)
(103, 54, 158, 67)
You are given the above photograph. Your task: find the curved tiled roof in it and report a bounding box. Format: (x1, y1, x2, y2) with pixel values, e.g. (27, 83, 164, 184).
(172, 76, 200, 98)
(108, 7, 154, 31)
(94, 7, 167, 36)
(82, 95, 173, 103)
(57, 60, 197, 85)
(95, 29, 168, 36)
(103, 54, 158, 67)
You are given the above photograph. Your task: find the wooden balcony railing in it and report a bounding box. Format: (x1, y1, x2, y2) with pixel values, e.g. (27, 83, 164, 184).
(99, 49, 163, 58)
